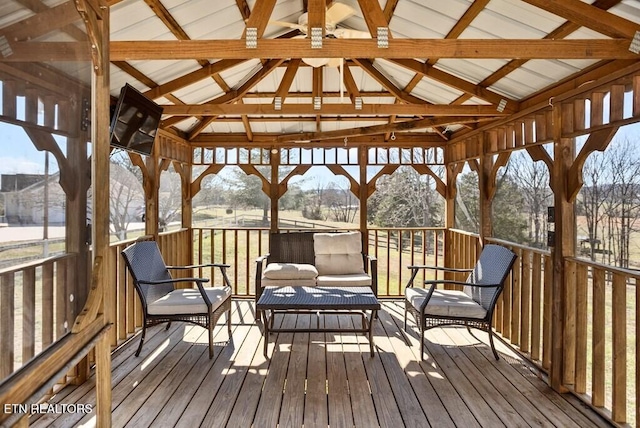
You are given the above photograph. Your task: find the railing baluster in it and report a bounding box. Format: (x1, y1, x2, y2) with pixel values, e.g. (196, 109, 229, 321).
(574, 263, 588, 394)
(591, 267, 606, 407)
(611, 272, 627, 423)
(1, 273, 15, 377)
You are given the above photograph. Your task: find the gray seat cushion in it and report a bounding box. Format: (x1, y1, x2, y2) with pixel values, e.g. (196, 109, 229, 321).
(148, 286, 231, 315)
(263, 262, 318, 280)
(316, 273, 372, 287)
(405, 288, 487, 319)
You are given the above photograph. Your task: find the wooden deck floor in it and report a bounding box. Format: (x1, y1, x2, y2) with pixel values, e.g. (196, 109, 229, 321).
(32, 300, 610, 428)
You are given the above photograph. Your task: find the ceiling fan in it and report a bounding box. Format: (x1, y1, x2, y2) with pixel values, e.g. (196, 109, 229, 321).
(271, 2, 371, 68)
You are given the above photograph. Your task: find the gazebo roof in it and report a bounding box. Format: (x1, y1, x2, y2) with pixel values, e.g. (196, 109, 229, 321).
(99, 0, 640, 147)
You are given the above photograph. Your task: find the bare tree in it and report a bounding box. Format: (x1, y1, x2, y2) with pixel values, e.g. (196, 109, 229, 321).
(577, 150, 612, 262)
(602, 138, 640, 268)
(108, 159, 143, 240)
(510, 151, 553, 247)
(328, 182, 358, 223)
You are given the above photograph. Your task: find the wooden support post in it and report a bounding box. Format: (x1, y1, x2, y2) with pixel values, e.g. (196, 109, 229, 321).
(479, 132, 493, 246)
(95, 331, 112, 427)
(270, 149, 279, 232)
(359, 146, 369, 249)
(550, 102, 576, 392)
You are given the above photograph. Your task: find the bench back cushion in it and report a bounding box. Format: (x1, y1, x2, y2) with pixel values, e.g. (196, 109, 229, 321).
(314, 232, 365, 275)
(269, 232, 316, 265)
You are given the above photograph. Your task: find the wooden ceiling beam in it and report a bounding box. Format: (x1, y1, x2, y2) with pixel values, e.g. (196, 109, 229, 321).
(357, 0, 391, 36)
(209, 58, 285, 104)
(187, 116, 217, 140)
(243, 0, 277, 37)
(383, 0, 399, 23)
(342, 65, 361, 104)
(110, 39, 639, 60)
(450, 0, 624, 106)
(191, 133, 445, 147)
(161, 103, 506, 116)
(308, 0, 325, 36)
(353, 58, 425, 104)
(144, 59, 247, 100)
(387, 58, 518, 111)
(274, 59, 301, 106)
(522, 0, 640, 39)
(275, 116, 490, 143)
(1, 1, 80, 41)
(235, 0, 251, 21)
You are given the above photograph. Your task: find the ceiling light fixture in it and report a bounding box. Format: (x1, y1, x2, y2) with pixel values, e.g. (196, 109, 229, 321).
(354, 97, 363, 110)
(497, 99, 507, 113)
(274, 96, 282, 110)
(314, 96, 322, 110)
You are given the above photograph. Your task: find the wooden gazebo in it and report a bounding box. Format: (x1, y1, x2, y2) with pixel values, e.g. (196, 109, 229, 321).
(0, 0, 639, 426)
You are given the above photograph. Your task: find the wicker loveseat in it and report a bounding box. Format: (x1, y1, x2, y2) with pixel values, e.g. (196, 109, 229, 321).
(255, 231, 378, 306)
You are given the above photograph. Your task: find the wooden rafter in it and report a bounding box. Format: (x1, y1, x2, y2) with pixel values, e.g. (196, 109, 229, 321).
(522, 0, 640, 38)
(161, 103, 507, 116)
(243, 0, 277, 38)
(274, 58, 302, 106)
(109, 39, 638, 61)
(357, 0, 391, 37)
(451, 0, 624, 106)
(1, 1, 80, 41)
(387, 58, 518, 111)
(275, 116, 491, 143)
(353, 59, 425, 104)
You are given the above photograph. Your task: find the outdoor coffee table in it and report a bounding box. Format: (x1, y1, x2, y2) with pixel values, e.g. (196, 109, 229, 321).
(256, 286, 381, 357)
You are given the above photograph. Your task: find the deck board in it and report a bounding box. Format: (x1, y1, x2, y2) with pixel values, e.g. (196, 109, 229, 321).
(31, 300, 612, 428)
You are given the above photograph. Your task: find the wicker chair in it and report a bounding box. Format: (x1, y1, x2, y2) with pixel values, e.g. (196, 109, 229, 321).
(121, 240, 232, 359)
(404, 244, 516, 360)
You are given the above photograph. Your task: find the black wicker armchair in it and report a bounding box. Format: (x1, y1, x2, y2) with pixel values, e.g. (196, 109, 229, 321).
(121, 240, 232, 359)
(404, 244, 516, 360)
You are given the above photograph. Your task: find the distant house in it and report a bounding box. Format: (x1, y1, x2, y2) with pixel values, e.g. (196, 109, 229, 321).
(2, 172, 66, 225)
(1, 165, 144, 226)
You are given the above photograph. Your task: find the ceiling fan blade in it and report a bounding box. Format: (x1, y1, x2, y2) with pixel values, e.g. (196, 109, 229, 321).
(326, 3, 356, 27)
(325, 58, 343, 68)
(302, 57, 331, 68)
(270, 20, 308, 33)
(332, 28, 371, 39)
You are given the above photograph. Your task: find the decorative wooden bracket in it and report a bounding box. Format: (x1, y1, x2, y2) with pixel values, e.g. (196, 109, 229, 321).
(238, 164, 270, 195)
(278, 165, 311, 198)
(74, 0, 107, 76)
(366, 165, 398, 198)
(327, 165, 360, 196)
(72, 255, 103, 333)
(566, 127, 617, 201)
(412, 164, 446, 197)
(190, 164, 224, 196)
(486, 152, 510, 200)
(526, 145, 554, 192)
(445, 162, 465, 200)
(24, 128, 77, 198)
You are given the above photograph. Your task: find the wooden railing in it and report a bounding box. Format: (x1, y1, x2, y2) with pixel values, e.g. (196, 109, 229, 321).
(0, 253, 78, 378)
(562, 257, 638, 425)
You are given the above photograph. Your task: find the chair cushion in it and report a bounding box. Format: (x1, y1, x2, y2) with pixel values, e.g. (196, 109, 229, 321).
(148, 286, 231, 315)
(405, 288, 487, 319)
(316, 274, 372, 287)
(314, 232, 364, 275)
(261, 278, 317, 287)
(263, 262, 318, 280)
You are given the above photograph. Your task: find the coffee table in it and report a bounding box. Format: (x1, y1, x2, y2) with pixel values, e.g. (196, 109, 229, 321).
(256, 286, 380, 357)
